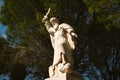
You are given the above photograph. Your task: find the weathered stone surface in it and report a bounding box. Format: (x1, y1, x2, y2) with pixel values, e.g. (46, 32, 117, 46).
(42, 16, 78, 77)
(45, 72, 82, 80)
(42, 13, 82, 80)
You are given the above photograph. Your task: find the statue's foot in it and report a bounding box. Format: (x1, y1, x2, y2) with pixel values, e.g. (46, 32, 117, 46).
(49, 65, 55, 77)
(57, 63, 73, 73)
(62, 61, 67, 65)
(62, 63, 73, 73)
(45, 78, 49, 80)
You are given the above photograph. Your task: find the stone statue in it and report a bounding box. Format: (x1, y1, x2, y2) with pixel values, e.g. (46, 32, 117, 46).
(42, 8, 82, 80)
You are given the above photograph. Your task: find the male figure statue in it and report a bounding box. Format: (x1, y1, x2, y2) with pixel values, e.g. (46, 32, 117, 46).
(42, 17, 78, 77)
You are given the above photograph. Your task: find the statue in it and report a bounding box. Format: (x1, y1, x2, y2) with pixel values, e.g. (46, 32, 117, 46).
(42, 8, 82, 80)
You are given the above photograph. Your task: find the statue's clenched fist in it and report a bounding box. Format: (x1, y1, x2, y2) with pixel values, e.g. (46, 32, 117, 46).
(42, 17, 47, 23)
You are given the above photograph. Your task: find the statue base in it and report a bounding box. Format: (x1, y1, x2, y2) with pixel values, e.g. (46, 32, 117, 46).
(45, 71, 82, 80)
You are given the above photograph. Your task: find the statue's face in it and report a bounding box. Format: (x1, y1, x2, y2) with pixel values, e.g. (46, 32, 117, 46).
(51, 20, 58, 25)
(50, 17, 59, 25)
(51, 21, 55, 25)
(53, 23, 59, 31)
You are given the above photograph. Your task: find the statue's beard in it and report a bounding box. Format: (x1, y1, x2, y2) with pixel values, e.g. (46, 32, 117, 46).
(53, 24, 59, 31)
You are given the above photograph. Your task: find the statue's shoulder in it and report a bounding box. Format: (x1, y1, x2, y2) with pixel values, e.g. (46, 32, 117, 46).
(59, 23, 69, 26)
(59, 23, 73, 29)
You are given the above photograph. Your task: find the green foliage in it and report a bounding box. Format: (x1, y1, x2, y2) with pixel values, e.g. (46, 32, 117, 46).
(0, 0, 120, 80)
(83, 0, 120, 27)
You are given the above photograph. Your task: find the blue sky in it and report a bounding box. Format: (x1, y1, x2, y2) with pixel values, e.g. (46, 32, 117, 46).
(0, 23, 7, 37)
(0, 0, 9, 38)
(0, 0, 3, 6)
(0, 0, 7, 37)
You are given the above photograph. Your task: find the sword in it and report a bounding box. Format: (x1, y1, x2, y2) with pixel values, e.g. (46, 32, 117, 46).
(44, 8, 51, 18)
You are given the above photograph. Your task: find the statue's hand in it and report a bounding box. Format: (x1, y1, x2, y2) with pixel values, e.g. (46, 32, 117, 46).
(71, 32, 78, 47)
(42, 17, 47, 23)
(71, 32, 78, 38)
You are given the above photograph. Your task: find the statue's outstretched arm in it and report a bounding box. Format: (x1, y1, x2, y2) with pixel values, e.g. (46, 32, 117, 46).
(60, 23, 78, 38)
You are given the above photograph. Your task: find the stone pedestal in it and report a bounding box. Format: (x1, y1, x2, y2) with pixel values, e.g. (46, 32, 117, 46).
(45, 71, 82, 80)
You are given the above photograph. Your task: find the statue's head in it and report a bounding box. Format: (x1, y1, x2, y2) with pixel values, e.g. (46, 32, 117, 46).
(50, 17, 59, 25)
(50, 17, 59, 30)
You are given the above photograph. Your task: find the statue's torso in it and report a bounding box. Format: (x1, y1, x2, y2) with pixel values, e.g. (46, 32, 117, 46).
(54, 26, 66, 41)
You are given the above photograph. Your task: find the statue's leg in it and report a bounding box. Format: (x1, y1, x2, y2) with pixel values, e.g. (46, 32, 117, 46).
(66, 54, 74, 67)
(49, 65, 55, 77)
(52, 52, 62, 69)
(62, 53, 67, 65)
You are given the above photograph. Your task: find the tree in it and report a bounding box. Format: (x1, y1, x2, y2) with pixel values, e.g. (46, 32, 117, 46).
(0, 37, 27, 80)
(0, 0, 120, 80)
(80, 0, 120, 80)
(0, 0, 56, 79)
